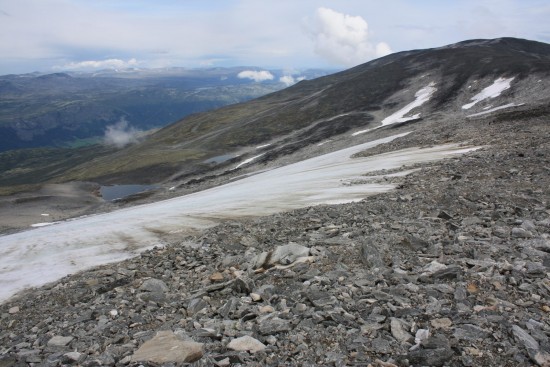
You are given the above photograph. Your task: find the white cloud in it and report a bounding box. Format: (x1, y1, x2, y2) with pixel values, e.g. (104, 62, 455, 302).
(61, 58, 138, 70)
(279, 75, 295, 86)
(237, 70, 274, 82)
(279, 75, 306, 86)
(104, 118, 141, 148)
(304, 7, 392, 67)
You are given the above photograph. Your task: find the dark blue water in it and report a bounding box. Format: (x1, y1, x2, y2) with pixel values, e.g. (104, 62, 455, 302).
(204, 154, 236, 164)
(100, 184, 158, 201)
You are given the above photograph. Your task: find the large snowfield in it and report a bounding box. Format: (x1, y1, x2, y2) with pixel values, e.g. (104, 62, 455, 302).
(0, 133, 476, 303)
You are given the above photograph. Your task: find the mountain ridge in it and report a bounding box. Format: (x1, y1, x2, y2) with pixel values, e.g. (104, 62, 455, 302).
(51, 37, 550, 185)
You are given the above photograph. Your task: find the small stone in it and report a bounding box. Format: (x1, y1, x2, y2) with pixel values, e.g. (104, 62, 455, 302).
(109, 309, 118, 317)
(453, 324, 489, 341)
(259, 305, 275, 313)
(542, 305, 550, 313)
(407, 348, 454, 367)
(259, 317, 292, 335)
(432, 266, 462, 280)
(431, 318, 452, 329)
(187, 298, 208, 316)
(8, 306, 19, 314)
(390, 318, 413, 343)
(131, 330, 203, 364)
(63, 351, 83, 362)
(422, 334, 450, 350)
(210, 272, 224, 282)
(533, 351, 550, 366)
(227, 335, 266, 353)
(215, 357, 231, 366)
(424, 261, 447, 274)
(250, 293, 262, 302)
(47, 335, 74, 347)
(512, 227, 532, 238)
(414, 329, 430, 346)
(464, 347, 483, 357)
(466, 282, 479, 294)
(438, 210, 453, 220)
(473, 305, 486, 312)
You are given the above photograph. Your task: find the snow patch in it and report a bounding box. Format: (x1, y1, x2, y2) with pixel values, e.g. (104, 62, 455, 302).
(352, 127, 376, 137)
(0, 133, 479, 304)
(467, 103, 524, 117)
(256, 144, 271, 149)
(30, 222, 59, 228)
(462, 77, 514, 110)
(381, 82, 436, 127)
(234, 154, 265, 169)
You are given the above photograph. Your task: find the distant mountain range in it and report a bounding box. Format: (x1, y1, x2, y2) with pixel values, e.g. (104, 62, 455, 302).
(1, 37, 549, 193)
(0, 67, 333, 151)
(57, 37, 550, 183)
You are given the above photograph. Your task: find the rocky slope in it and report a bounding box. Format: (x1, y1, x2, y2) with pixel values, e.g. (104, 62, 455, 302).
(0, 109, 549, 366)
(0, 37, 550, 366)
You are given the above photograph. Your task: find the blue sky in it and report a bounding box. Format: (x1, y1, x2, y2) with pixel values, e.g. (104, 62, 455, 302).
(0, 0, 549, 74)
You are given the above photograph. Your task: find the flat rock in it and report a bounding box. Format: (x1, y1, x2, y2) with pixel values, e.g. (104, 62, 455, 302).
(512, 325, 539, 351)
(407, 347, 454, 367)
(259, 317, 292, 335)
(47, 336, 73, 347)
(453, 324, 490, 341)
(131, 330, 203, 364)
(227, 335, 266, 353)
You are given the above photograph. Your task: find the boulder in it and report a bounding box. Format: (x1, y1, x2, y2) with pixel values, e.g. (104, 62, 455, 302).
(131, 331, 203, 364)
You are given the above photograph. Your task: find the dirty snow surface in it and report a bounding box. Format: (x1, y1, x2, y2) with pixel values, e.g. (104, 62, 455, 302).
(0, 133, 476, 303)
(462, 77, 514, 109)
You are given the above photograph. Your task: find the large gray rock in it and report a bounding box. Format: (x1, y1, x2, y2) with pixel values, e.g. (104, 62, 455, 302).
(131, 331, 203, 364)
(139, 278, 169, 293)
(512, 325, 539, 351)
(253, 243, 310, 269)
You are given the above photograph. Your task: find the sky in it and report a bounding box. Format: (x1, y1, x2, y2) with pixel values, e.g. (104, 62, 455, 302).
(0, 0, 549, 75)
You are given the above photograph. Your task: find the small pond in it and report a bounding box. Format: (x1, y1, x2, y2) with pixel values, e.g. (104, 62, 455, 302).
(203, 154, 236, 164)
(100, 184, 158, 201)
